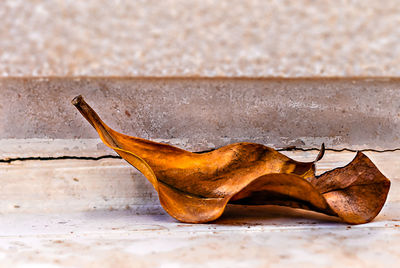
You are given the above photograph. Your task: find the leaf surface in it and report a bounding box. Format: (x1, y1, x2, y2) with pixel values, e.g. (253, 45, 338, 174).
(72, 95, 390, 224)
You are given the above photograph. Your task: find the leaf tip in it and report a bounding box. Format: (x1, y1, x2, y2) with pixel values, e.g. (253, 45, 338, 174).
(71, 95, 84, 106)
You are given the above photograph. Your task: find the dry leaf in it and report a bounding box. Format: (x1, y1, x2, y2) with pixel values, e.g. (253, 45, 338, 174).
(72, 95, 390, 224)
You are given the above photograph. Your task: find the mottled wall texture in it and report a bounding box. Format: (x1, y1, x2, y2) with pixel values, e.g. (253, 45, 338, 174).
(0, 78, 398, 151)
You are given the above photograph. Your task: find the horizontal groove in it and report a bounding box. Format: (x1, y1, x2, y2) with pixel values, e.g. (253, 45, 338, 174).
(276, 147, 400, 153)
(1, 148, 399, 164)
(0, 155, 121, 163)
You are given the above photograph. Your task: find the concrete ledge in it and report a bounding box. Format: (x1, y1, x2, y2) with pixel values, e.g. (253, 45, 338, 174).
(1, 77, 399, 152)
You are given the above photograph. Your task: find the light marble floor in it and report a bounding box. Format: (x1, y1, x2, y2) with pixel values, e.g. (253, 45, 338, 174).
(1, 150, 399, 267)
(1, 204, 399, 268)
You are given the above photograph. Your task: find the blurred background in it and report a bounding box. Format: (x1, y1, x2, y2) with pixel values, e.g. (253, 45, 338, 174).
(1, 0, 400, 77)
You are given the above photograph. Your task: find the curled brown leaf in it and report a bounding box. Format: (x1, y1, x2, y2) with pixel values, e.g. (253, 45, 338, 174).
(72, 95, 390, 224)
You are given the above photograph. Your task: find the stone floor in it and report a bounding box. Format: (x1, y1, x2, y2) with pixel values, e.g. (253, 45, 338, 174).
(1, 205, 399, 268)
(1, 150, 399, 267)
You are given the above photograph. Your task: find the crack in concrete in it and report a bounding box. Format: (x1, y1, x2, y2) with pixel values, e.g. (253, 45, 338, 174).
(276, 147, 400, 153)
(0, 148, 399, 164)
(0, 155, 121, 164)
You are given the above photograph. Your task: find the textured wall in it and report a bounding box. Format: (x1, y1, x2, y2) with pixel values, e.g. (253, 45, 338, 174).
(0, 77, 398, 151)
(1, 0, 399, 77)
